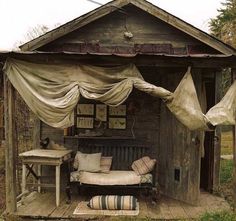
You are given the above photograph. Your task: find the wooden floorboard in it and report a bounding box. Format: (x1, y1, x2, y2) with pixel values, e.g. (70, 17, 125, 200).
(15, 191, 231, 220)
(49, 194, 70, 218)
(16, 192, 55, 217)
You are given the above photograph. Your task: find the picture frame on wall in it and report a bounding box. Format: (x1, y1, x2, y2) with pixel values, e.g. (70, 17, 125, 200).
(109, 105, 126, 116)
(77, 104, 94, 115)
(108, 117, 126, 129)
(77, 117, 94, 129)
(96, 104, 107, 122)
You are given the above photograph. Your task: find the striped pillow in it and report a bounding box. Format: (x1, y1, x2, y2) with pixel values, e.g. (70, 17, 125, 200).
(131, 156, 156, 175)
(88, 195, 137, 210)
(100, 156, 113, 173)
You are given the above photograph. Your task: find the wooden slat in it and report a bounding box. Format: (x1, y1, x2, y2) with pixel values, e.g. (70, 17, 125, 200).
(49, 194, 70, 218)
(4, 74, 17, 213)
(15, 191, 231, 219)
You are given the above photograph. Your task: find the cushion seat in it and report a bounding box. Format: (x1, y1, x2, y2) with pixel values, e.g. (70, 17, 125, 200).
(70, 170, 152, 185)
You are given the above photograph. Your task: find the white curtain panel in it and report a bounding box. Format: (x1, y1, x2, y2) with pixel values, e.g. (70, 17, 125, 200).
(3, 58, 236, 130)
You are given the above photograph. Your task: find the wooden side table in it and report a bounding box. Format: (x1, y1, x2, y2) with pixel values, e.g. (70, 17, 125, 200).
(19, 149, 72, 207)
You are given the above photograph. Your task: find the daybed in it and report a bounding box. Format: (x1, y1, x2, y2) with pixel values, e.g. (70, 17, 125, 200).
(66, 143, 158, 202)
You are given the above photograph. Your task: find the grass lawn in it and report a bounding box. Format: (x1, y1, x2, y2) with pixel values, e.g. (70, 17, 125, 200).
(220, 159, 234, 184)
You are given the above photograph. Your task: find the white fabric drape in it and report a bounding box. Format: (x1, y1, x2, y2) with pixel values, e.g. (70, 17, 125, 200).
(3, 58, 236, 130)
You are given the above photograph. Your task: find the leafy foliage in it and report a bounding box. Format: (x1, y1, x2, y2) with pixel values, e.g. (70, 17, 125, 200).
(220, 159, 233, 184)
(209, 0, 236, 47)
(200, 211, 236, 221)
(209, 1, 236, 95)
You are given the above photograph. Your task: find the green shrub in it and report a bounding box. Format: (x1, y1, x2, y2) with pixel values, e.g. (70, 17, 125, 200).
(200, 211, 236, 221)
(220, 159, 233, 184)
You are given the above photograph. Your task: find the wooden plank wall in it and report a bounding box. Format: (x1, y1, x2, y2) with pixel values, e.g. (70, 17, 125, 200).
(4, 75, 17, 212)
(41, 5, 219, 55)
(159, 67, 202, 205)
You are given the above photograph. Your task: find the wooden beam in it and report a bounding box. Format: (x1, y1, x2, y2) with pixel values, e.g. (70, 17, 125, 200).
(232, 68, 236, 210)
(4, 73, 17, 213)
(5, 53, 236, 68)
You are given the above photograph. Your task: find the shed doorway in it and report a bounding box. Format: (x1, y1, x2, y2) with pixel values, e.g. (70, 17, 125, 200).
(200, 79, 215, 192)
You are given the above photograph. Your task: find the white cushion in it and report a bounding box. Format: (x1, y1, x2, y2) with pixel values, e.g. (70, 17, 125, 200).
(77, 151, 102, 172)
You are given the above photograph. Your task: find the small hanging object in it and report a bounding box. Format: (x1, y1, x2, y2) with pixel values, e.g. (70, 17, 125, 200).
(124, 31, 133, 39)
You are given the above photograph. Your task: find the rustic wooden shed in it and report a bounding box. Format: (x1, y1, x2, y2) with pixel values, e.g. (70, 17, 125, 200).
(1, 0, 236, 219)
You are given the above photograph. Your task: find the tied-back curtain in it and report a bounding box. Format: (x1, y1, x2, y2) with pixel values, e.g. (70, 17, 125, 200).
(3, 58, 236, 130)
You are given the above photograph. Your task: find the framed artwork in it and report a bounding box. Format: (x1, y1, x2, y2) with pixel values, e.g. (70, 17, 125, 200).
(77, 117, 94, 129)
(109, 105, 126, 116)
(108, 117, 126, 129)
(96, 104, 107, 122)
(77, 104, 94, 115)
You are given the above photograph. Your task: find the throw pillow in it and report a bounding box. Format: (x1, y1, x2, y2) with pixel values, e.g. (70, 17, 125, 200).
(73, 151, 80, 170)
(88, 195, 137, 210)
(100, 156, 113, 173)
(77, 152, 102, 172)
(131, 156, 156, 175)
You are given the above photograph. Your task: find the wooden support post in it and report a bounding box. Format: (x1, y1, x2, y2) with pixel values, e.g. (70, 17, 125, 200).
(37, 164, 41, 193)
(213, 70, 222, 190)
(55, 165, 60, 207)
(4, 74, 17, 213)
(21, 164, 26, 194)
(232, 68, 236, 210)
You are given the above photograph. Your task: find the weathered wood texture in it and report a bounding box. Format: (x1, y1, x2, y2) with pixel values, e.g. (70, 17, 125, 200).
(32, 117, 41, 149)
(159, 68, 202, 205)
(0, 72, 4, 143)
(213, 70, 223, 190)
(4, 74, 17, 213)
(15, 191, 230, 220)
(41, 5, 219, 55)
(232, 68, 236, 210)
(20, 0, 235, 54)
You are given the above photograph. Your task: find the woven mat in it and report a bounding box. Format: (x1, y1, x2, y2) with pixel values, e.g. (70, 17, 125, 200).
(73, 201, 139, 216)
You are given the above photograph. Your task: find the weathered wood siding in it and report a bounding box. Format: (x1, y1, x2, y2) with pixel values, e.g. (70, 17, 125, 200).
(0, 73, 4, 143)
(159, 68, 202, 205)
(40, 5, 219, 55)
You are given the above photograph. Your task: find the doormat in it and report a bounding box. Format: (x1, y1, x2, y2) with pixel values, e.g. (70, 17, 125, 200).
(73, 201, 139, 216)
